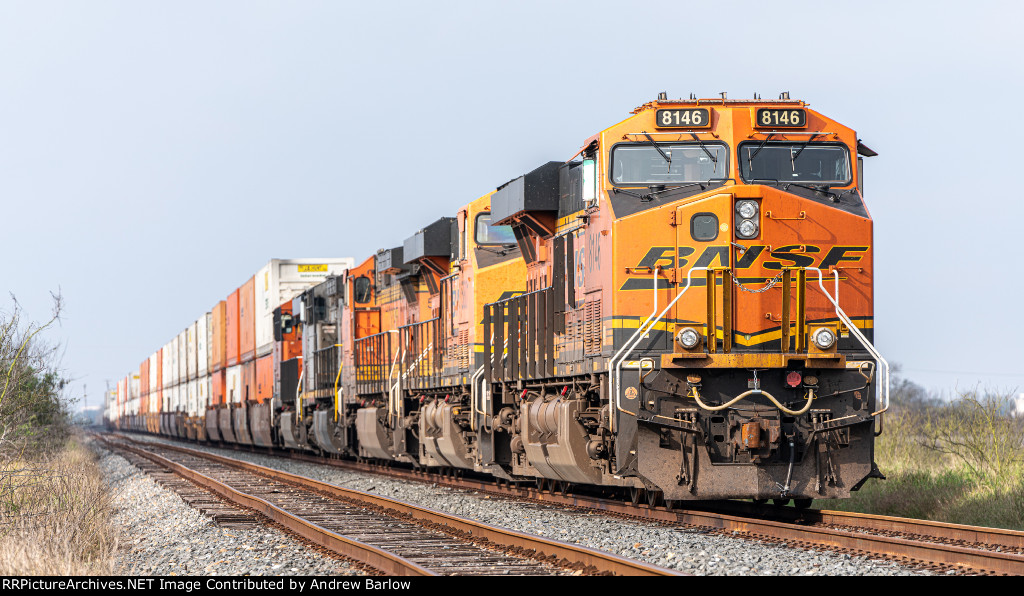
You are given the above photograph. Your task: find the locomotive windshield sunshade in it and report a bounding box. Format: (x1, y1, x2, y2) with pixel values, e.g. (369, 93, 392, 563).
(110, 95, 888, 506)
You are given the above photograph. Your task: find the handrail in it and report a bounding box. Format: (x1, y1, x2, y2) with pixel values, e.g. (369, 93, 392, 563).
(471, 336, 508, 431)
(806, 267, 890, 415)
(608, 266, 663, 434)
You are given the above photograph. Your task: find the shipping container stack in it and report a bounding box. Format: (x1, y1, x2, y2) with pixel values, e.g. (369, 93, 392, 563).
(120, 258, 355, 445)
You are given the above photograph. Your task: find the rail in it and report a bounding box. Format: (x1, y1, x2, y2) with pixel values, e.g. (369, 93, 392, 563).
(104, 434, 682, 576)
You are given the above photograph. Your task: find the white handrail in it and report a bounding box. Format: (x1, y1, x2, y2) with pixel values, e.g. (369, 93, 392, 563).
(471, 336, 508, 431)
(611, 267, 711, 434)
(806, 268, 890, 415)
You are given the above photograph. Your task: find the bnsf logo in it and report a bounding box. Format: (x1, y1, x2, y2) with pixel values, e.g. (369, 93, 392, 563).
(625, 245, 867, 289)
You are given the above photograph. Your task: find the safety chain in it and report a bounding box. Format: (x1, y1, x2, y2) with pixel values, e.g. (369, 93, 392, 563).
(733, 272, 784, 294)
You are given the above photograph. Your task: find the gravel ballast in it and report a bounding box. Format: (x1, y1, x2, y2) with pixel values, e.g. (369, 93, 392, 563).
(93, 441, 357, 576)
(111, 434, 934, 576)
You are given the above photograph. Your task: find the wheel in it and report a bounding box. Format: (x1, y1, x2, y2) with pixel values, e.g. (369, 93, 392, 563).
(772, 498, 792, 507)
(793, 498, 814, 510)
(629, 487, 642, 505)
(753, 498, 768, 505)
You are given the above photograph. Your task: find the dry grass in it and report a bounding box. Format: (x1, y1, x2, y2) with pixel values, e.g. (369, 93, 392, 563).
(0, 432, 117, 575)
(820, 387, 1024, 530)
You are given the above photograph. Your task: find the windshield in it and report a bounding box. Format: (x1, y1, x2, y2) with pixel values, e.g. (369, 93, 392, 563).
(611, 143, 728, 185)
(475, 213, 516, 245)
(740, 143, 851, 184)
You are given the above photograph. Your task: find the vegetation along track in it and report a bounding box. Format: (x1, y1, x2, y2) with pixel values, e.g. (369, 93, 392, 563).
(110, 432, 1024, 576)
(95, 434, 680, 576)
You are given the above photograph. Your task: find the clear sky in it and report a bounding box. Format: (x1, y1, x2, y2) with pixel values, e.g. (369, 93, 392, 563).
(1, 0, 1022, 409)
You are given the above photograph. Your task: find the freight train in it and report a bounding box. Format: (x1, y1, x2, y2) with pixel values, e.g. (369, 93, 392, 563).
(108, 95, 889, 505)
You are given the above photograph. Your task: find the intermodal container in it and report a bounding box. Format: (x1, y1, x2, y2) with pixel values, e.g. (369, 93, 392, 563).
(148, 352, 158, 411)
(226, 365, 242, 404)
(197, 313, 210, 378)
(211, 301, 226, 372)
(211, 369, 225, 406)
(241, 360, 255, 403)
(254, 258, 355, 357)
(187, 321, 198, 381)
(139, 360, 148, 415)
(162, 341, 172, 388)
(187, 380, 197, 416)
(177, 329, 187, 383)
(198, 375, 210, 414)
(239, 276, 256, 363)
(226, 290, 239, 366)
(169, 336, 179, 386)
(255, 354, 273, 403)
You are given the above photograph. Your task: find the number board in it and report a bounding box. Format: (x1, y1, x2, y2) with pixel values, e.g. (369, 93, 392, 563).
(755, 108, 807, 128)
(655, 108, 711, 128)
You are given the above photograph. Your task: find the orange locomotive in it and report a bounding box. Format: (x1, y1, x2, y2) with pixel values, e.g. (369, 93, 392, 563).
(470, 95, 889, 502)
(115, 96, 889, 505)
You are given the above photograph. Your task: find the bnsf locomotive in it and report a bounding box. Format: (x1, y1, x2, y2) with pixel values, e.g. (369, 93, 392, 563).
(109, 95, 889, 505)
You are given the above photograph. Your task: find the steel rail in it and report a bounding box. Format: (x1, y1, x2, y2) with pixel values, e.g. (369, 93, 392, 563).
(110, 432, 1024, 575)
(103, 439, 436, 576)
(108, 435, 681, 577)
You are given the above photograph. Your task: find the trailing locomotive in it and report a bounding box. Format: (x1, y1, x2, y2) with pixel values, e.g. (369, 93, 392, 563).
(109, 96, 889, 505)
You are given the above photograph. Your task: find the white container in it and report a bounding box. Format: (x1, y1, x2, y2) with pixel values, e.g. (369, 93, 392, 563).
(148, 352, 158, 399)
(169, 336, 179, 386)
(187, 379, 197, 416)
(197, 313, 210, 377)
(197, 375, 210, 415)
(178, 330, 188, 382)
(226, 365, 242, 404)
(187, 321, 198, 381)
(254, 258, 355, 357)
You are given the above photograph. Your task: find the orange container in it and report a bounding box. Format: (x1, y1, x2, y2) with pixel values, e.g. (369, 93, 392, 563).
(255, 354, 273, 403)
(211, 369, 225, 406)
(155, 349, 163, 412)
(140, 359, 149, 414)
(226, 289, 239, 366)
(241, 360, 255, 403)
(239, 276, 255, 363)
(211, 301, 226, 372)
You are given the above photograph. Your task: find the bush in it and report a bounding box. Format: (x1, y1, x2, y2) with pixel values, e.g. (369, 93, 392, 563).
(0, 295, 115, 574)
(0, 294, 70, 456)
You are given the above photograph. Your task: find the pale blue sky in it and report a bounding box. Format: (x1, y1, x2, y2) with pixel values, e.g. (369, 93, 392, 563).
(1, 0, 1021, 408)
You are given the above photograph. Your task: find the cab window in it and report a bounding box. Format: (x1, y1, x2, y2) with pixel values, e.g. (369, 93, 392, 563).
(739, 142, 851, 184)
(475, 213, 516, 245)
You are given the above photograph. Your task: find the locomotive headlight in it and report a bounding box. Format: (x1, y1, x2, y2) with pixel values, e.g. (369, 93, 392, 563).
(676, 327, 701, 349)
(812, 328, 837, 350)
(736, 219, 759, 238)
(736, 200, 759, 220)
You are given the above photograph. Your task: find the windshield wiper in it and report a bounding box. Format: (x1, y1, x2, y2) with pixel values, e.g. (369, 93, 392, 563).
(790, 133, 824, 167)
(747, 133, 776, 171)
(689, 133, 717, 164)
(783, 182, 837, 199)
(613, 181, 712, 202)
(642, 131, 672, 168)
(477, 244, 517, 256)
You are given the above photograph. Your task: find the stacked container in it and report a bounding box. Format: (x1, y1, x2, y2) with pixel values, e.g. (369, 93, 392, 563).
(187, 321, 198, 382)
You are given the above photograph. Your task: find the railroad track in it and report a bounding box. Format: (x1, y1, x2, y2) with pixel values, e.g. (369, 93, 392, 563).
(107, 431, 1024, 576)
(95, 434, 680, 577)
